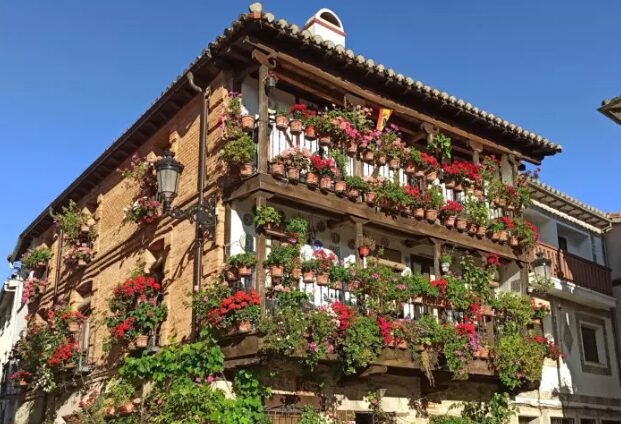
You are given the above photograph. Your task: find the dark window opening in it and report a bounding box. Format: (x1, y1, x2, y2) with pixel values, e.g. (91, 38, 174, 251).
(320, 12, 340, 28)
(558, 236, 568, 252)
(581, 326, 600, 363)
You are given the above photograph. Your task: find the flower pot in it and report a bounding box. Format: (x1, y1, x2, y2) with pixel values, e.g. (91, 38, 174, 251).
(507, 204, 515, 211)
(397, 340, 408, 350)
(291, 267, 301, 280)
(498, 230, 508, 243)
(319, 176, 332, 192)
(271, 162, 285, 178)
(468, 223, 478, 235)
(136, 334, 149, 348)
(414, 169, 426, 178)
(425, 209, 438, 223)
(305, 125, 317, 140)
(377, 154, 387, 166)
(302, 271, 315, 283)
(404, 161, 416, 175)
(426, 170, 437, 181)
(414, 208, 425, 220)
(286, 167, 300, 183)
(389, 158, 400, 170)
(290, 119, 303, 135)
(37, 261, 47, 269)
(481, 305, 495, 316)
(510, 236, 519, 247)
(474, 348, 490, 359)
(453, 182, 464, 192)
(17, 379, 28, 388)
(64, 362, 76, 370)
(239, 265, 253, 277)
(489, 281, 500, 289)
(401, 205, 412, 217)
(334, 180, 347, 195)
(105, 407, 116, 417)
(80, 224, 90, 234)
(270, 265, 284, 278)
(477, 225, 487, 238)
(441, 262, 451, 273)
(316, 273, 329, 286)
(491, 232, 500, 242)
(456, 217, 467, 231)
(358, 246, 371, 258)
(531, 318, 542, 326)
(241, 115, 255, 132)
(118, 402, 135, 415)
(444, 215, 456, 228)
(275, 115, 289, 131)
(346, 142, 358, 156)
(474, 188, 483, 198)
(445, 180, 455, 189)
(239, 162, 254, 177)
(361, 148, 375, 164)
(77, 259, 88, 267)
(306, 172, 319, 187)
(225, 268, 239, 282)
(347, 188, 359, 201)
(319, 135, 332, 147)
(237, 320, 253, 333)
(366, 191, 377, 205)
(68, 321, 80, 333)
(330, 280, 343, 290)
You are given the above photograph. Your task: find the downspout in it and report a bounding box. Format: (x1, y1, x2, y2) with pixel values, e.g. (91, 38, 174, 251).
(550, 301, 565, 414)
(186, 72, 210, 340)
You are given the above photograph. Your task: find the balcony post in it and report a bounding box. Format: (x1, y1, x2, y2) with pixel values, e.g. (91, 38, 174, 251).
(252, 49, 276, 175)
(431, 238, 443, 278)
(255, 193, 268, 306)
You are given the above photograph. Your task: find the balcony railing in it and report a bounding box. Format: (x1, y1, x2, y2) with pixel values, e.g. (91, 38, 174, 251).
(535, 242, 612, 296)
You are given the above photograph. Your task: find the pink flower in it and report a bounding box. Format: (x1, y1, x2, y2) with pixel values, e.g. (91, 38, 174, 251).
(309, 341, 319, 353)
(207, 375, 215, 383)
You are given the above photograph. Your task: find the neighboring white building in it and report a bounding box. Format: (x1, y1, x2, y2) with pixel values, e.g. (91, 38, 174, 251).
(517, 181, 621, 423)
(0, 274, 28, 424)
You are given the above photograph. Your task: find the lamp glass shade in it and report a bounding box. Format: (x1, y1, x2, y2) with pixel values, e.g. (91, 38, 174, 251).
(532, 254, 551, 280)
(155, 152, 184, 205)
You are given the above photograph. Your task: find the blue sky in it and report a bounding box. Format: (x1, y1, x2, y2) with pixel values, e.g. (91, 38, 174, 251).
(1, 1, 620, 275)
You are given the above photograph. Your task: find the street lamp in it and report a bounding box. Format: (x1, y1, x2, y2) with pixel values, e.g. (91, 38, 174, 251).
(532, 251, 552, 280)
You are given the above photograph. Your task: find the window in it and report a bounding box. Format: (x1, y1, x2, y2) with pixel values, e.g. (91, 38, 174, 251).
(580, 326, 600, 363)
(519, 416, 538, 424)
(602, 421, 621, 424)
(551, 419, 574, 424)
(580, 419, 596, 424)
(558, 236, 568, 251)
(411, 255, 434, 278)
(355, 412, 374, 424)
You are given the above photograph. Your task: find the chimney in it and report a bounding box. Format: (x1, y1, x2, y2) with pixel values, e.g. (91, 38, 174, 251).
(303, 8, 346, 47)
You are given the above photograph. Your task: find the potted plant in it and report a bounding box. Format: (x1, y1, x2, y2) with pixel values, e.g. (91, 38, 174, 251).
(425, 186, 444, 223)
(301, 259, 319, 283)
(329, 264, 351, 290)
(512, 218, 539, 249)
(464, 198, 489, 236)
(439, 200, 463, 228)
(315, 113, 335, 147)
(487, 219, 504, 242)
(62, 309, 86, 333)
(21, 247, 52, 271)
(285, 217, 309, 244)
(254, 206, 282, 232)
(531, 300, 550, 325)
(221, 133, 256, 177)
(309, 155, 338, 192)
(403, 148, 422, 176)
(440, 251, 452, 274)
(364, 176, 383, 205)
(313, 250, 336, 286)
(428, 132, 452, 162)
(380, 125, 403, 170)
(280, 146, 311, 183)
(265, 245, 295, 279)
(289, 104, 308, 135)
(275, 110, 290, 131)
(303, 111, 318, 139)
(421, 152, 440, 181)
(358, 235, 376, 258)
(227, 252, 257, 278)
(344, 176, 368, 202)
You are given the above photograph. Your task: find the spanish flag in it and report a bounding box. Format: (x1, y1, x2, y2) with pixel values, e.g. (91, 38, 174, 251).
(376, 108, 393, 131)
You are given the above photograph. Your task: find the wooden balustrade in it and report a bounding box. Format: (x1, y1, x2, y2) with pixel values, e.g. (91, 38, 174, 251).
(535, 242, 612, 296)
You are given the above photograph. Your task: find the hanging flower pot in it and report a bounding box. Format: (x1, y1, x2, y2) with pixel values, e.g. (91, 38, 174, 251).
(426, 170, 437, 181)
(397, 340, 408, 350)
(366, 191, 377, 205)
(401, 205, 412, 217)
(17, 380, 28, 388)
(136, 334, 149, 348)
(316, 273, 329, 286)
(358, 246, 371, 257)
(444, 215, 456, 228)
(425, 209, 438, 223)
(334, 180, 347, 195)
(498, 230, 508, 243)
(225, 267, 240, 282)
(441, 262, 451, 274)
(305, 125, 317, 140)
(455, 217, 467, 231)
(275, 115, 289, 131)
(77, 258, 88, 267)
(271, 162, 285, 178)
(270, 265, 284, 278)
(239, 265, 253, 277)
(491, 232, 500, 242)
(377, 154, 387, 166)
(291, 267, 301, 280)
(404, 161, 416, 175)
(286, 166, 300, 183)
(477, 225, 487, 238)
(330, 280, 343, 290)
(306, 172, 319, 188)
(468, 223, 479, 235)
(474, 347, 490, 359)
(319, 176, 332, 192)
(68, 321, 81, 333)
(290, 119, 303, 135)
(241, 115, 255, 132)
(474, 187, 484, 198)
(453, 182, 464, 192)
(414, 208, 425, 220)
(64, 362, 76, 370)
(302, 270, 315, 283)
(237, 320, 253, 333)
(389, 158, 400, 170)
(361, 148, 375, 163)
(319, 135, 332, 147)
(347, 188, 359, 201)
(240, 163, 254, 177)
(413, 296, 423, 304)
(510, 235, 519, 247)
(346, 141, 358, 156)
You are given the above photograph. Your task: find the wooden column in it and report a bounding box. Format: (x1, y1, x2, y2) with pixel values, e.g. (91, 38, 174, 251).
(469, 140, 483, 165)
(350, 216, 367, 267)
(255, 194, 268, 305)
(257, 64, 269, 174)
(431, 238, 443, 278)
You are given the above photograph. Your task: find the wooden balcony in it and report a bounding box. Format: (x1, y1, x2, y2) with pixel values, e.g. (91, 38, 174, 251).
(535, 242, 612, 296)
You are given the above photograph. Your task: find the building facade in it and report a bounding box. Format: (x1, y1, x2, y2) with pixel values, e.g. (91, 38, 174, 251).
(6, 4, 621, 424)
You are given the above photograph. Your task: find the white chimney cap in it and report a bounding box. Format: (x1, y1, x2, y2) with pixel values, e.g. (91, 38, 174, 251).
(303, 8, 345, 48)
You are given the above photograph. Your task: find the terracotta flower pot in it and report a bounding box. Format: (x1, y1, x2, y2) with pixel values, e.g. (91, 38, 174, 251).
(414, 169, 426, 178)
(105, 407, 116, 417)
(239, 162, 254, 177)
(330, 280, 343, 290)
(468, 223, 478, 235)
(319, 176, 332, 192)
(239, 265, 253, 277)
(306, 172, 319, 187)
(275, 115, 289, 131)
(489, 280, 500, 289)
(17, 380, 28, 388)
(77, 259, 88, 267)
(397, 340, 408, 350)
(319, 135, 332, 147)
(401, 205, 412, 217)
(271, 162, 285, 178)
(291, 267, 301, 280)
(316, 273, 329, 286)
(499, 230, 508, 243)
(136, 334, 149, 348)
(270, 265, 284, 278)
(302, 271, 315, 283)
(426, 170, 437, 181)
(68, 321, 80, 333)
(444, 215, 456, 228)
(346, 142, 358, 156)
(118, 402, 135, 415)
(413, 296, 423, 304)
(334, 180, 347, 195)
(377, 154, 387, 166)
(477, 225, 487, 238)
(474, 347, 490, 359)
(347, 188, 359, 201)
(64, 362, 76, 370)
(361, 149, 375, 163)
(414, 208, 425, 220)
(241, 115, 255, 132)
(453, 182, 464, 192)
(491, 232, 500, 242)
(286, 167, 300, 183)
(389, 158, 400, 170)
(290, 119, 303, 135)
(366, 191, 377, 205)
(445, 180, 455, 189)
(456, 217, 467, 231)
(225, 268, 239, 282)
(358, 246, 371, 257)
(305, 125, 317, 140)
(404, 161, 416, 175)
(531, 318, 542, 326)
(425, 209, 438, 223)
(237, 320, 253, 333)
(510, 236, 519, 247)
